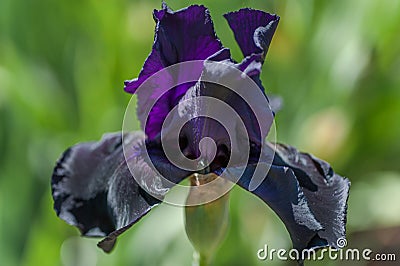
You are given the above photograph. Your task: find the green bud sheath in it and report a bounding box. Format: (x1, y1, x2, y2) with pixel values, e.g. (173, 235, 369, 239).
(184, 174, 231, 265)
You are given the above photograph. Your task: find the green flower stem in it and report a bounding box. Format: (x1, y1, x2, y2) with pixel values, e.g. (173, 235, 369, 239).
(199, 253, 209, 266)
(192, 251, 210, 266)
(185, 174, 231, 266)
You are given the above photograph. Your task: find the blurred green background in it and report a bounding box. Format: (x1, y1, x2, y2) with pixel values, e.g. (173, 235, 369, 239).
(1, 0, 399, 265)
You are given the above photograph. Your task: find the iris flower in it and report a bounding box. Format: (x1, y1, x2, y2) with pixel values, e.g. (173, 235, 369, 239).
(51, 3, 350, 258)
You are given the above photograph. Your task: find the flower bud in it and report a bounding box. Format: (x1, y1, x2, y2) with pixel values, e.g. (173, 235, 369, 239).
(184, 173, 231, 264)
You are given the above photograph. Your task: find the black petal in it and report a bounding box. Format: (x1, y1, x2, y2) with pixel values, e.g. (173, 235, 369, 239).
(51, 132, 190, 252)
(220, 164, 326, 251)
(270, 143, 350, 249)
(218, 143, 350, 253)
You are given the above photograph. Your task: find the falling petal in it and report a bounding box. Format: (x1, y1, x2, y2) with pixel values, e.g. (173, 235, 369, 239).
(270, 143, 350, 249)
(218, 143, 349, 252)
(51, 132, 190, 252)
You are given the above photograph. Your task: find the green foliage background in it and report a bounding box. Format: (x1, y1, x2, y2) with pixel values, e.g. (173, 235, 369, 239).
(0, 0, 399, 265)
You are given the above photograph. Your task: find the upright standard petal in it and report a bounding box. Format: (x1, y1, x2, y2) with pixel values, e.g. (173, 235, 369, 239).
(224, 8, 279, 58)
(125, 4, 222, 93)
(51, 132, 190, 252)
(124, 4, 224, 139)
(158, 59, 274, 169)
(225, 9, 280, 104)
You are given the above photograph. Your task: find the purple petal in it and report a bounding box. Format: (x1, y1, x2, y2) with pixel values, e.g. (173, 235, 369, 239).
(236, 53, 263, 77)
(226, 9, 279, 101)
(124, 4, 224, 139)
(224, 8, 279, 57)
(159, 60, 274, 168)
(206, 47, 232, 62)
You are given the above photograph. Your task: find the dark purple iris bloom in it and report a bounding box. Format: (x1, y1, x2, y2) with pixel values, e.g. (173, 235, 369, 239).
(51, 3, 350, 257)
